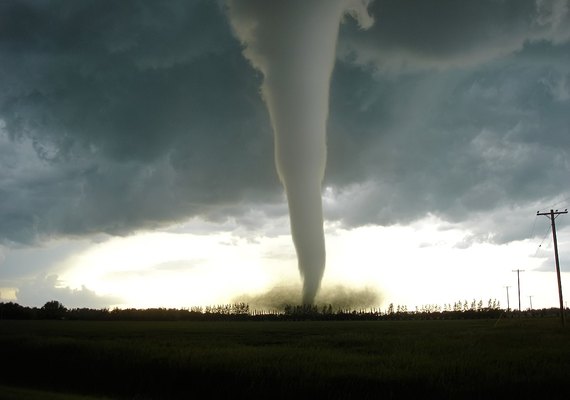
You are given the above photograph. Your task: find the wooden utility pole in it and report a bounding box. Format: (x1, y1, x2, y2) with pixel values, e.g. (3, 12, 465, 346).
(512, 269, 525, 312)
(537, 209, 568, 327)
(504, 285, 511, 312)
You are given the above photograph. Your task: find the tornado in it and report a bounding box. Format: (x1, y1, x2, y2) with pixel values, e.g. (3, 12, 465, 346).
(227, 0, 373, 304)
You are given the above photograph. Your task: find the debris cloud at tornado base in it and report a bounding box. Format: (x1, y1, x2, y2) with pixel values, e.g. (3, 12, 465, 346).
(234, 284, 382, 312)
(226, 0, 373, 304)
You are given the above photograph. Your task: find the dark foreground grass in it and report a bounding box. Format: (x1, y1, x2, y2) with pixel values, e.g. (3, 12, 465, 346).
(1, 318, 569, 399)
(0, 385, 111, 400)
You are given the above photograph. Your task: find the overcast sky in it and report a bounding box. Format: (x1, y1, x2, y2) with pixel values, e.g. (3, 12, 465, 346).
(1, 0, 569, 309)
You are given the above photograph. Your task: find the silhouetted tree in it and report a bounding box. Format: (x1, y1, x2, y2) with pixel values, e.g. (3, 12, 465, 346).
(0, 302, 35, 319)
(40, 300, 67, 319)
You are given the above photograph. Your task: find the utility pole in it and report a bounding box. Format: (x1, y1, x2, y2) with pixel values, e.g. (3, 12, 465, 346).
(512, 269, 525, 312)
(529, 295, 533, 311)
(537, 209, 567, 327)
(504, 285, 511, 312)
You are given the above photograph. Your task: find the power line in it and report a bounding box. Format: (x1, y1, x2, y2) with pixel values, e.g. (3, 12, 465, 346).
(537, 209, 568, 327)
(547, 197, 570, 211)
(534, 224, 554, 256)
(529, 213, 538, 239)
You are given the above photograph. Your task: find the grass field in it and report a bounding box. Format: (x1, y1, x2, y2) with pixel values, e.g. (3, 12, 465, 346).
(1, 318, 569, 399)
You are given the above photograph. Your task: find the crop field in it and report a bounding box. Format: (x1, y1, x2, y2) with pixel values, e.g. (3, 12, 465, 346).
(1, 318, 569, 399)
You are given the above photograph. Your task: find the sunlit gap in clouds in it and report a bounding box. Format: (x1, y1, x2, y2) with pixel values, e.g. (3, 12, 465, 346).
(52, 212, 558, 311)
(58, 228, 274, 309)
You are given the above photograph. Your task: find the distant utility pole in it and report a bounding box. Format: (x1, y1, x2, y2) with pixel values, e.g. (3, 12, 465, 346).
(512, 269, 525, 312)
(504, 286, 511, 312)
(529, 295, 533, 311)
(537, 209, 568, 327)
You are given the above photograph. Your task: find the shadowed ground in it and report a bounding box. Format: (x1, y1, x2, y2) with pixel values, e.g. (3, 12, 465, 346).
(1, 318, 569, 399)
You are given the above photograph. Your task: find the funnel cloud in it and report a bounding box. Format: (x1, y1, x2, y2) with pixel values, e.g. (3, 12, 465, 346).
(227, 0, 373, 304)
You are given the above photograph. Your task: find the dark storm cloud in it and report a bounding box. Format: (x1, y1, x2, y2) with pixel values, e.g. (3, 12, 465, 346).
(327, 51, 570, 231)
(1, 0, 569, 247)
(325, 0, 570, 242)
(338, 0, 570, 71)
(0, 0, 278, 244)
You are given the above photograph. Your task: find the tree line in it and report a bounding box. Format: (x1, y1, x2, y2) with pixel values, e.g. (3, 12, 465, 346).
(1, 299, 565, 321)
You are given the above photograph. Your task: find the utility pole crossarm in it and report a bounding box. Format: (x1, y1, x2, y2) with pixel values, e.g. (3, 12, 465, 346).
(536, 209, 568, 217)
(536, 209, 567, 327)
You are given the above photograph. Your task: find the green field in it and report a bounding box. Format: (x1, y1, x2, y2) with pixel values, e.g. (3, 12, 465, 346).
(1, 318, 569, 399)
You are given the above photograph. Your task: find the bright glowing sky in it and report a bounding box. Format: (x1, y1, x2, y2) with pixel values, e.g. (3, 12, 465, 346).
(1, 0, 570, 311)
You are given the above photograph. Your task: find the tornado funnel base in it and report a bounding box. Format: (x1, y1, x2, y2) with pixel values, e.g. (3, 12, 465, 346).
(302, 277, 322, 305)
